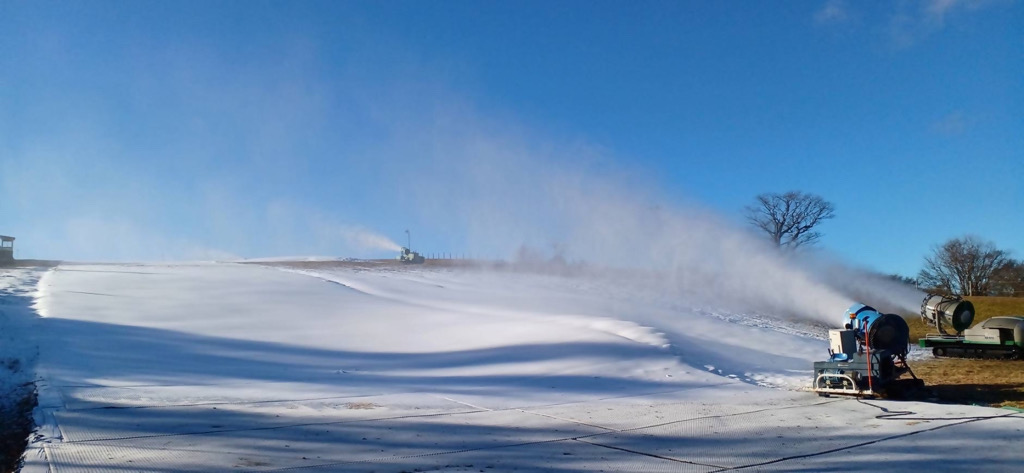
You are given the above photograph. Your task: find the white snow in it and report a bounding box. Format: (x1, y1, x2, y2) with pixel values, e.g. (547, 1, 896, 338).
(6, 262, 1022, 472)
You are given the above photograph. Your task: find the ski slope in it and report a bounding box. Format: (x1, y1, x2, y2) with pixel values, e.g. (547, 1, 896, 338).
(8, 262, 1022, 472)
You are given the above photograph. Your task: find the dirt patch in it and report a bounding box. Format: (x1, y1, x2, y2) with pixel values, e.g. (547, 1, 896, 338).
(235, 457, 273, 467)
(252, 258, 485, 272)
(0, 382, 37, 473)
(913, 358, 1024, 409)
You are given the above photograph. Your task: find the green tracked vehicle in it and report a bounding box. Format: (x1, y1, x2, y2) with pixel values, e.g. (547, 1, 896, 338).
(918, 294, 1024, 360)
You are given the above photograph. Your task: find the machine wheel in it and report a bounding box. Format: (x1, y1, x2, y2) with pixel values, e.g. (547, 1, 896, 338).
(933, 347, 946, 357)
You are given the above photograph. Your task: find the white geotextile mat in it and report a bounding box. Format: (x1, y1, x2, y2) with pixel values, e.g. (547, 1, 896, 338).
(54, 393, 482, 443)
(40, 397, 1024, 473)
(765, 414, 1024, 472)
(43, 439, 710, 473)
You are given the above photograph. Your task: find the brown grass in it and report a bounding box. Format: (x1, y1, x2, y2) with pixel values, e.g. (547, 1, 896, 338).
(912, 358, 1024, 409)
(252, 258, 486, 272)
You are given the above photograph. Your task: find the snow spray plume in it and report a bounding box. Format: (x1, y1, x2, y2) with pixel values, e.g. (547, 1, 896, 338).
(546, 178, 855, 325)
(804, 257, 925, 317)
(383, 108, 857, 326)
(339, 227, 402, 252)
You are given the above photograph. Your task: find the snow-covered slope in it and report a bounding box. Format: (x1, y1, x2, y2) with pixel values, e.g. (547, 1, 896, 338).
(18, 262, 1024, 472)
(283, 266, 828, 388)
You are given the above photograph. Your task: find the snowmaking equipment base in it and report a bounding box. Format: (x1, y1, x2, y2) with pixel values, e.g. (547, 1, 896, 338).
(812, 304, 922, 398)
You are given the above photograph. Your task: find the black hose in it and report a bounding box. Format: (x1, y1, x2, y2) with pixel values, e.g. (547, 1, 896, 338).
(856, 398, 1022, 421)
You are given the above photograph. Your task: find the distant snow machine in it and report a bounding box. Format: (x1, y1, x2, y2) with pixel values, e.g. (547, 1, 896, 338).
(397, 247, 425, 264)
(812, 303, 922, 398)
(918, 294, 1023, 360)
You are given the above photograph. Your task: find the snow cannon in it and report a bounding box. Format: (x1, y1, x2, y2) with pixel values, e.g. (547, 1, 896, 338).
(845, 304, 910, 356)
(397, 247, 425, 264)
(920, 294, 974, 335)
(812, 303, 921, 398)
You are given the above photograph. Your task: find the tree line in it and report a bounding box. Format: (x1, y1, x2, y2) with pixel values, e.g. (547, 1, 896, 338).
(745, 191, 1023, 297)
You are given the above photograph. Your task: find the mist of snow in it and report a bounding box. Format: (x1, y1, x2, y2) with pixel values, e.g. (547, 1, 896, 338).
(369, 102, 928, 326)
(339, 226, 403, 252)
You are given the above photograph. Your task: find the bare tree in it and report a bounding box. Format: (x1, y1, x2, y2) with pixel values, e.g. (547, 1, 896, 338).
(990, 259, 1024, 297)
(744, 191, 836, 249)
(917, 236, 1010, 296)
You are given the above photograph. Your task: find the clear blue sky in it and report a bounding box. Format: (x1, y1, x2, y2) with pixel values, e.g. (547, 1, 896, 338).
(1, 0, 1021, 275)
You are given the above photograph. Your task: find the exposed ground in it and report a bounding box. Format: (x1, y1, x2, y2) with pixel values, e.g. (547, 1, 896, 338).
(248, 257, 503, 271)
(0, 386, 35, 473)
(913, 358, 1024, 409)
(0, 269, 45, 473)
(0, 261, 60, 270)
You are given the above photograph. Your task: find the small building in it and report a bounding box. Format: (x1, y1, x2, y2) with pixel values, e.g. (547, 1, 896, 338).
(0, 235, 13, 262)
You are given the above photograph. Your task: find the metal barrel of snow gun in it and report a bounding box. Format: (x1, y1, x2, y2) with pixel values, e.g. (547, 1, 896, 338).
(920, 294, 974, 334)
(845, 303, 910, 356)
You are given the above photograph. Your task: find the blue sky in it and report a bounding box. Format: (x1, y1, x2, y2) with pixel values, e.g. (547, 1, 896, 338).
(1, 0, 1021, 275)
